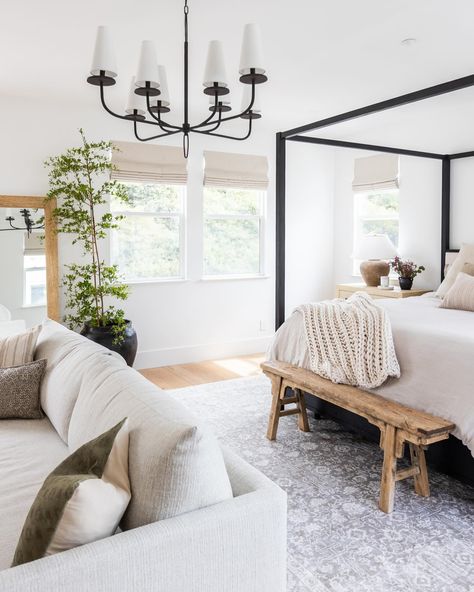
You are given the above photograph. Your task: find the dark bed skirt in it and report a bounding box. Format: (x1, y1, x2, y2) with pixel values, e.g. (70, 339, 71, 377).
(303, 392, 474, 487)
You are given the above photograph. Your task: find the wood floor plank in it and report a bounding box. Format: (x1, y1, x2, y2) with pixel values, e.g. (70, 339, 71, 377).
(140, 353, 265, 389)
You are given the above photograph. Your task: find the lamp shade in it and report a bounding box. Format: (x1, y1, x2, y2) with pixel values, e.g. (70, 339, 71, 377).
(353, 234, 397, 260)
(239, 23, 265, 75)
(135, 40, 160, 89)
(241, 84, 261, 112)
(90, 26, 117, 77)
(157, 65, 170, 106)
(126, 77, 145, 115)
(203, 40, 228, 88)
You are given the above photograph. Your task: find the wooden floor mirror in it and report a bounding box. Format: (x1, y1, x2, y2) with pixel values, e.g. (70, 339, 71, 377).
(0, 195, 59, 322)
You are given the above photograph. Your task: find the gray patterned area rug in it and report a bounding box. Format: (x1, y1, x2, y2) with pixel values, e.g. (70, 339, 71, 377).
(169, 375, 474, 592)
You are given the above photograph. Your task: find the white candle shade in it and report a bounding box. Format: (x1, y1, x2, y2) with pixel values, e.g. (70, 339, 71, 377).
(203, 40, 228, 88)
(239, 23, 265, 75)
(157, 65, 170, 106)
(90, 26, 117, 78)
(241, 84, 261, 112)
(126, 77, 145, 115)
(353, 234, 398, 260)
(135, 40, 160, 89)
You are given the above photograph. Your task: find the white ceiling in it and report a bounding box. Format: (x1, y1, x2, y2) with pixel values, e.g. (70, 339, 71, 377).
(3, 0, 474, 145)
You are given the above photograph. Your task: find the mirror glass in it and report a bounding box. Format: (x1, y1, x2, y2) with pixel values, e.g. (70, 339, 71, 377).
(0, 207, 47, 333)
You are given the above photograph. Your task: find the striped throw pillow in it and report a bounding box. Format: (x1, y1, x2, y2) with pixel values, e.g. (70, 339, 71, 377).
(440, 272, 474, 312)
(0, 326, 41, 368)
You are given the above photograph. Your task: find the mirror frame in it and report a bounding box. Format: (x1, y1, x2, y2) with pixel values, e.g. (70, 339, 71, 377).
(0, 195, 59, 321)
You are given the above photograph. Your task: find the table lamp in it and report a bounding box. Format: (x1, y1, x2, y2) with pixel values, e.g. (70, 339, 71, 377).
(354, 234, 398, 287)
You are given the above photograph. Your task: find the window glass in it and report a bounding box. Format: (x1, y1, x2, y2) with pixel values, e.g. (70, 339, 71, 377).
(111, 182, 185, 281)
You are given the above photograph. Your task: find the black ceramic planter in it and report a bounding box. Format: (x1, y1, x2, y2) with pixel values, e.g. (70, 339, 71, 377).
(398, 277, 413, 291)
(81, 320, 138, 367)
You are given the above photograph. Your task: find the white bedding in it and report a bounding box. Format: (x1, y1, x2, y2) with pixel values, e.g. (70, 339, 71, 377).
(268, 294, 474, 456)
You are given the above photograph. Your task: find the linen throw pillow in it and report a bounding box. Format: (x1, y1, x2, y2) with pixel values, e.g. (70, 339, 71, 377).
(0, 325, 41, 368)
(436, 243, 474, 297)
(462, 262, 474, 276)
(0, 359, 46, 419)
(12, 418, 130, 567)
(440, 272, 474, 312)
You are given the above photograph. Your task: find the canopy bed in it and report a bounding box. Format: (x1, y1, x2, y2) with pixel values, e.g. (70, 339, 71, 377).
(272, 74, 474, 488)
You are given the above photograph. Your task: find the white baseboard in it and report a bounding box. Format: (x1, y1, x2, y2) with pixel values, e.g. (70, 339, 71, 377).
(134, 335, 274, 369)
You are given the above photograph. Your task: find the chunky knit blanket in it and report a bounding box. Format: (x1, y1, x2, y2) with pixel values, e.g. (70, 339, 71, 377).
(297, 292, 400, 389)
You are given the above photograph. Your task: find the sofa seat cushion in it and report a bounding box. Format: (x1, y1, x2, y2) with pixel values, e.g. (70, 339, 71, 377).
(0, 418, 69, 570)
(68, 355, 233, 530)
(35, 320, 126, 443)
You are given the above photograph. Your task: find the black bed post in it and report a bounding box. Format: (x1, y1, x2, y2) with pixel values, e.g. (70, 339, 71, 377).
(275, 132, 286, 329)
(441, 156, 451, 280)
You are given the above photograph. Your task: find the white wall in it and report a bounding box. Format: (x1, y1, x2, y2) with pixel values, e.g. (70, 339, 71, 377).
(285, 142, 336, 315)
(451, 158, 474, 249)
(332, 149, 443, 291)
(0, 95, 276, 368)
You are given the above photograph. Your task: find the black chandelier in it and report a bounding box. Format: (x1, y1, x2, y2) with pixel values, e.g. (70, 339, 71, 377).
(0, 209, 44, 236)
(87, 0, 267, 158)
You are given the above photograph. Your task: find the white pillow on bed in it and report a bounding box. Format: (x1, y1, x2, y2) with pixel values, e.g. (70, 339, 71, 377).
(440, 272, 474, 312)
(436, 243, 474, 298)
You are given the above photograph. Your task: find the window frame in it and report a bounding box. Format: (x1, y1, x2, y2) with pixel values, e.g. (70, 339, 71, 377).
(110, 181, 187, 284)
(352, 188, 400, 276)
(202, 186, 267, 280)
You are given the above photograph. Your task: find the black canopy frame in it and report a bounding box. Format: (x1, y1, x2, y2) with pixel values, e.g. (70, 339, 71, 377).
(275, 74, 474, 329)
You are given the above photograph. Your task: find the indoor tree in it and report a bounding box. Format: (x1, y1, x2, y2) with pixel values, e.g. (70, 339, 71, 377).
(45, 129, 131, 344)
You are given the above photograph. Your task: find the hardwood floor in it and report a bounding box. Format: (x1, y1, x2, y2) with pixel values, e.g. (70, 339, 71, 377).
(140, 353, 265, 389)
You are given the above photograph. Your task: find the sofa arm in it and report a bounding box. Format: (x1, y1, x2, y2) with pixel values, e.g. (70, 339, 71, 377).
(0, 476, 286, 592)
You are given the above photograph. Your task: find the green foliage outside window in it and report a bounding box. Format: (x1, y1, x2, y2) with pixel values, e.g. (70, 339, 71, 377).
(111, 182, 183, 281)
(357, 190, 399, 247)
(203, 187, 263, 276)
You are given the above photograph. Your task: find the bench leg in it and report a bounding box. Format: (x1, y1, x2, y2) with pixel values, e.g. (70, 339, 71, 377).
(409, 444, 430, 497)
(295, 388, 310, 433)
(267, 375, 283, 440)
(379, 425, 397, 513)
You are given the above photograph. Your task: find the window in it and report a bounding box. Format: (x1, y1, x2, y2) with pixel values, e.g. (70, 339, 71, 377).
(24, 254, 47, 306)
(111, 181, 185, 282)
(353, 189, 399, 274)
(203, 186, 265, 277)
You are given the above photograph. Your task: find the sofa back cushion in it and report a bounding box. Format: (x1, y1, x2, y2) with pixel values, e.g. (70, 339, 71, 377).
(35, 320, 126, 443)
(67, 355, 233, 530)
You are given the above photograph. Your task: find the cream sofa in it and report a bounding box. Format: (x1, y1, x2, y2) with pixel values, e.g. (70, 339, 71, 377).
(0, 321, 287, 592)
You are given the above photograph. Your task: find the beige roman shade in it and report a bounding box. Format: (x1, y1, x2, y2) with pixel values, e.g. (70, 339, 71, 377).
(204, 150, 269, 190)
(111, 141, 187, 185)
(352, 154, 399, 193)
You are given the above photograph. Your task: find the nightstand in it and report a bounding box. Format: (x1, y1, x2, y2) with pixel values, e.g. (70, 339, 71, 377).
(335, 283, 432, 300)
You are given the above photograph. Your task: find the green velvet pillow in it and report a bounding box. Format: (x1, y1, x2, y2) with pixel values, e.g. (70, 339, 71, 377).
(12, 418, 130, 566)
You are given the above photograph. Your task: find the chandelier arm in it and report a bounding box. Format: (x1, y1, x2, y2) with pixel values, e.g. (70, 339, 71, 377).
(99, 84, 162, 127)
(145, 95, 182, 130)
(192, 82, 256, 129)
(203, 109, 222, 132)
(192, 116, 253, 141)
(133, 120, 182, 142)
(196, 108, 223, 133)
(191, 94, 220, 129)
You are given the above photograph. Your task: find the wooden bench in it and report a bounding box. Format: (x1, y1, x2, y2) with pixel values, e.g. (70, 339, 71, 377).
(261, 361, 455, 513)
